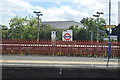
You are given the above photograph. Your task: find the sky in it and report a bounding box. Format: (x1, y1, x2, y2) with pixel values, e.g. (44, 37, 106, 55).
(0, 0, 120, 27)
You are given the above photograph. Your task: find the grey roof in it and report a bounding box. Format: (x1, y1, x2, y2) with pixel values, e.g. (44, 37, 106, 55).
(42, 21, 84, 29)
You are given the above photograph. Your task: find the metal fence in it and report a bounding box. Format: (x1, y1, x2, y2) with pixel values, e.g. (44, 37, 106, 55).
(1, 39, 120, 57)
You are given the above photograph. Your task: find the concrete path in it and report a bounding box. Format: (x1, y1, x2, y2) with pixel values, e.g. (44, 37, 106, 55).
(0, 55, 119, 69)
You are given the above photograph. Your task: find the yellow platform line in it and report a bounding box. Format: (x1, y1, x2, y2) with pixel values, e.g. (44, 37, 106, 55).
(0, 60, 118, 65)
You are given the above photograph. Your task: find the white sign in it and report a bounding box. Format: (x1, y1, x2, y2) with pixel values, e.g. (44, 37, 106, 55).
(104, 35, 118, 41)
(62, 30, 73, 41)
(51, 31, 56, 40)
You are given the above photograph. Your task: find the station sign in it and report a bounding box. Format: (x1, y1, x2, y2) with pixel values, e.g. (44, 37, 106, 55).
(62, 30, 73, 41)
(106, 25, 115, 28)
(51, 31, 56, 40)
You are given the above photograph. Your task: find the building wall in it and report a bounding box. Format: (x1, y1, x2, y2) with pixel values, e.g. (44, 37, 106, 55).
(118, 1, 120, 24)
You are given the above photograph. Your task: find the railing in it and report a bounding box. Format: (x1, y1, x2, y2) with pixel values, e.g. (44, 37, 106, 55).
(1, 39, 120, 57)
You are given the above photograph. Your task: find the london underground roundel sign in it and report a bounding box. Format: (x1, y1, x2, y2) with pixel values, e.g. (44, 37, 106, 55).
(63, 33, 72, 41)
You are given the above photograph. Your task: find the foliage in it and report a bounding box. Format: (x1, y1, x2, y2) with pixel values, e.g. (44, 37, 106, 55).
(0, 25, 9, 39)
(81, 17, 107, 40)
(1, 16, 108, 40)
(1, 16, 61, 39)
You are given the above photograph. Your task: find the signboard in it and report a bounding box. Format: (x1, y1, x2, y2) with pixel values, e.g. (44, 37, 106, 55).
(104, 35, 118, 41)
(62, 30, 73, 41)
(51, 31, 56, 40)
(106, 25, 115, 28)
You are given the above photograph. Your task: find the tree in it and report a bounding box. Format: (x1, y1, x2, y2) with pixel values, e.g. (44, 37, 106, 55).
(1, 16, 108, 40)
(9, 16, 27, 39)
(8, 16, 38, 39)
(0, 25, 9, 39)
(24, 16, 38, 39)
(76, 28, 90, 40)
(81, 17, 107, 40)
(39, 24, 59, 40)
(6, 15, 60, 40)
(66, 25, 79, 40)
(65, 25, 90, 40)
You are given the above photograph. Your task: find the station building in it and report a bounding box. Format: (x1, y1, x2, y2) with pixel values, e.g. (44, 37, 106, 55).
(42, 21, 84, 29)
(118, 1, 120, 24)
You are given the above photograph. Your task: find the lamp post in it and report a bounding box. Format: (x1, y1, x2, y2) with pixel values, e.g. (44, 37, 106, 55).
(33, 11, 43, 41)
(93, 12, 104, 42)
(106, 0, 111, 67)
(93, 14, 99, 42)
(108, 0, 111, 58)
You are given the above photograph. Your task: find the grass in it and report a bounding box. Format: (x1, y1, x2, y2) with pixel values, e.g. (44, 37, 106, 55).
(2, 52, 120, 58)
(1, 52, 119, 58)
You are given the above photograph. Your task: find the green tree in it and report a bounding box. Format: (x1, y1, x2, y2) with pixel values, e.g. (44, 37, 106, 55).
(76, 28, 90, 40)
(64, 25, 88, 40)
(8, 16, 39, 39)
(8, 15, 60, 40)
(56, 29, 62, 40)
(81, 17, 107, 40)
(24, 16, 38, 39)
(1, 16, 108, 40)
(9, 16, 27, 39)
(40, 24, 59, 40)
(65, 25, 79, 40)
(0, 25, 9, 39)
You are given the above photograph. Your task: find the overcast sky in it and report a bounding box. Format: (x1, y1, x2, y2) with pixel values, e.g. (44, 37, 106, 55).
(0, 0, 120, 27)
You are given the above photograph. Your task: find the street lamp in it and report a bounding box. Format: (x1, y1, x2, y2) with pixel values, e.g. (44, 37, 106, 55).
(93, 12, 104, 42)
(93, 15, 99, 18)
(97, 12, 104, 15)
(93, 14, 99, 42)
(33, 11, 43, 41)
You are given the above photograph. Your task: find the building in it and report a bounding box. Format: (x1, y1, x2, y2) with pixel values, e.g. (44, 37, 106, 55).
(118, 1, 120, 41)
(42, 21, 84, 29)
(111, 1, 120, 41)
(118, 1, 120, 24)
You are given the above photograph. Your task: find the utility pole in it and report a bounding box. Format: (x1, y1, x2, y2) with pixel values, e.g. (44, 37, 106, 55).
(33, 11, 43, 41)
(108, 0, 111, 58)
(106, 0, 111, 67)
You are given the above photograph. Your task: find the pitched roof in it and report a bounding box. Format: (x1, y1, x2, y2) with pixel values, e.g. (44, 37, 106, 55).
(42, 21, 84, 29)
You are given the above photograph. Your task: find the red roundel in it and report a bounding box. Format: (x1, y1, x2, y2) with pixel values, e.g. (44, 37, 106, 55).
(63, 33, 71, 40)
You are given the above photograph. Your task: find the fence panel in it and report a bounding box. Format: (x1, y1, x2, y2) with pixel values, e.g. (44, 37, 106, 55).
(1, 39, 119, 57)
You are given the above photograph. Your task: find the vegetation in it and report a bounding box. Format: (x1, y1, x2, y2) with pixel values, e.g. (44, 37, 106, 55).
(80, 17, 108, 40)
(0, 16, 108, 40)
(0, 16, 61, 39)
